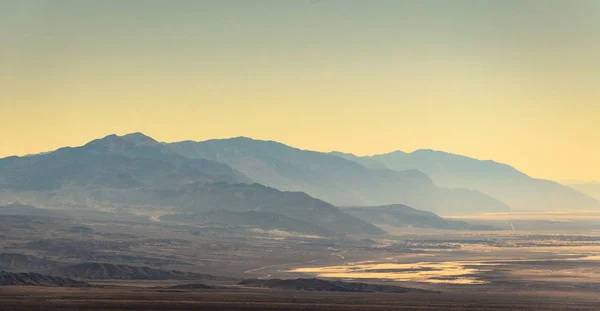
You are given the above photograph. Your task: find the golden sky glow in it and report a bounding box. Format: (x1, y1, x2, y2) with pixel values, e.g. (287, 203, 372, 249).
(1, 1, 599, 181)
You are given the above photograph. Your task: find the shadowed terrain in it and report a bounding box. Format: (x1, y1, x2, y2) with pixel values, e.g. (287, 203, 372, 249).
(238, 278, 433, 293)
(0, 272, 89, 287)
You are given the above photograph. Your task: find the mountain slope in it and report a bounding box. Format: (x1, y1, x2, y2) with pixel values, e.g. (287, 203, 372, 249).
(0, 134, 381, 236)
(345, 205, 499, 230)
(567, 183, 600, 201)
(362, 150, 600, 212)
(153, 183, 384, 236)
(168, 138, 508, 215)
(0, 133, 250, 193)
(328, 151, 389, 169)
(77, 183, 384, 235)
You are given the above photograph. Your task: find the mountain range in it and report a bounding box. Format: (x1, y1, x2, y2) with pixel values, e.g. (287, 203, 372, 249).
(1, 132, 597, 237)
(332, 150, 600, 212)
(0, 133, 248, 193)
(168, 137, 508, 215)
(0, 134, 381, 236)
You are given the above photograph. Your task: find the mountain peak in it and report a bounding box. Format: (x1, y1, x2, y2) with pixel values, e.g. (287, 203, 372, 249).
(383, 150, 408, 156)
(220, 136, 286, 146)
(168, 138, 509, 214)
(87, 133, 159, 148)
(122, 132, 155, 140)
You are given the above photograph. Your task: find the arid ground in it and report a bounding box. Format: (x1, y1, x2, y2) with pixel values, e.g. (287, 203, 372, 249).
(2, 213, 600, 310)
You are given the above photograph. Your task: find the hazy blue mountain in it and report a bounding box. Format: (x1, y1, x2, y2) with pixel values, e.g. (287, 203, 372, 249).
(86, 133, 249, 183)
(345, 205, 499, 230)
(0, 134, 382, 236)
(567, 183, 600, 201)
(328, 151, 389, 169)
(167, 137, 508, 215)
(335, 149, 600, 212)
(0, 133, 250, 192)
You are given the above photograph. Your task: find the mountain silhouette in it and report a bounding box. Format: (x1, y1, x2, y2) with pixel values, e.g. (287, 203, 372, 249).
(333, 149, 600, 212)
(168, 137, 508, 215)
(0, 133, 383, 236)
(0, 133, 250, 193)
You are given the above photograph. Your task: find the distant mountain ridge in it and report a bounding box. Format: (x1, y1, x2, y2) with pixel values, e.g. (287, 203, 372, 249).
(0, 133, 250, 193)
(567, 183, 600, 201)
(332, 149, 600, 212)
(0, 133, 384, 236)
(168, 137, 508, 215)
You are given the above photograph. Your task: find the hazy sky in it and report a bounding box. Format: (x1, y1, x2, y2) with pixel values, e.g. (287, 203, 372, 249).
(1, 0, 599, 181)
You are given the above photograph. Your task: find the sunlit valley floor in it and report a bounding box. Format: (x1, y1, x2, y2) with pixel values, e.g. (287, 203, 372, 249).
(2, 211, 600, 310)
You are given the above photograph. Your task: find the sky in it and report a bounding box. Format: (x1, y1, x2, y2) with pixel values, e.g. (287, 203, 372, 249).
(1, 0, 599, 181)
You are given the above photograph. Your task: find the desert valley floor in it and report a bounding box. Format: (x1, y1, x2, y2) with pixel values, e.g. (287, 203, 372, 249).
(2, 212, 600, 310)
